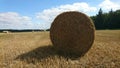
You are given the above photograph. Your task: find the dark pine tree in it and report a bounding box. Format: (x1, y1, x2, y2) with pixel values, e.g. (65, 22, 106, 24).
(108, 9, 114, 29)
(95, 8, 105, 29)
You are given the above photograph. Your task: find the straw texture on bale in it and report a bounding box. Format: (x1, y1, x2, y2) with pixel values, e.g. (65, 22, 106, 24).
(50, 11, 95, 56)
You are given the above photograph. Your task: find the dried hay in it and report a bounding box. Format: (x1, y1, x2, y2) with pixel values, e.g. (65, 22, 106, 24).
(3, 31, 10, 34)
(50, 11, 95, 56)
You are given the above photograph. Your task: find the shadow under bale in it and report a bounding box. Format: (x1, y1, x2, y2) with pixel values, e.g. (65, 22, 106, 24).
(16, 45, 84, 64)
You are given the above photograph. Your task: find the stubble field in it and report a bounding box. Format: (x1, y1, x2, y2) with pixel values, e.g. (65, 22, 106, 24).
(0, 30, 120, 68)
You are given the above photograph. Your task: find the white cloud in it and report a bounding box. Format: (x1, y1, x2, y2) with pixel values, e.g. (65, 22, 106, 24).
(36, 2, 97, 29)
(0, 12, 38, 29)
(99, 0, 120, 11)
(0, 12, 59, 29)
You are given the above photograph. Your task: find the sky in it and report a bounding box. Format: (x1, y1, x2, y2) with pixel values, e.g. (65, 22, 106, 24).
(0, 0, 120, 29)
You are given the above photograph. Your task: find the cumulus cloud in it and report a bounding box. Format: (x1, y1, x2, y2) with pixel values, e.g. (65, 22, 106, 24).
(99, 0, 120, 11)
(36, 2, 97, 28)
(0, 12, 37, 29)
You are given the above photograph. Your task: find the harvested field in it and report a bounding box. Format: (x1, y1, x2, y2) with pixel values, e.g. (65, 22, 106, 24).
(0, 30, 120, 68)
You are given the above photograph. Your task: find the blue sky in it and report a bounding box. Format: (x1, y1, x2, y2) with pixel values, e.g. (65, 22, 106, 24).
(0, 0, 102, 16)
(0, 0, 120, 29)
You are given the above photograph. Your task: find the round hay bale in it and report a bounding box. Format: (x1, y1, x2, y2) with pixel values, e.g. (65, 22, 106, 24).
(50, 11, 95, 56)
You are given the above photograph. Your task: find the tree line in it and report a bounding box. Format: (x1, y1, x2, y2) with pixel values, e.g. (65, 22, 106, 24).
(0, 29, 49, 32)
(91, 8, 120, 30)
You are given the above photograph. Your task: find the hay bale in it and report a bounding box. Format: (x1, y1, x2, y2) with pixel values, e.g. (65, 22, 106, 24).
(3, 31, 10, 34)
(50, 11, 95, 56)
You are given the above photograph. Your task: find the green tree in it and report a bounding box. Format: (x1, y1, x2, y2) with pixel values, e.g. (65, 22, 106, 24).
(113, 10, 120, 29)
(96, 8, 105, 29)
(108, 9, 114, 28)
(90, 9, 120, 29)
